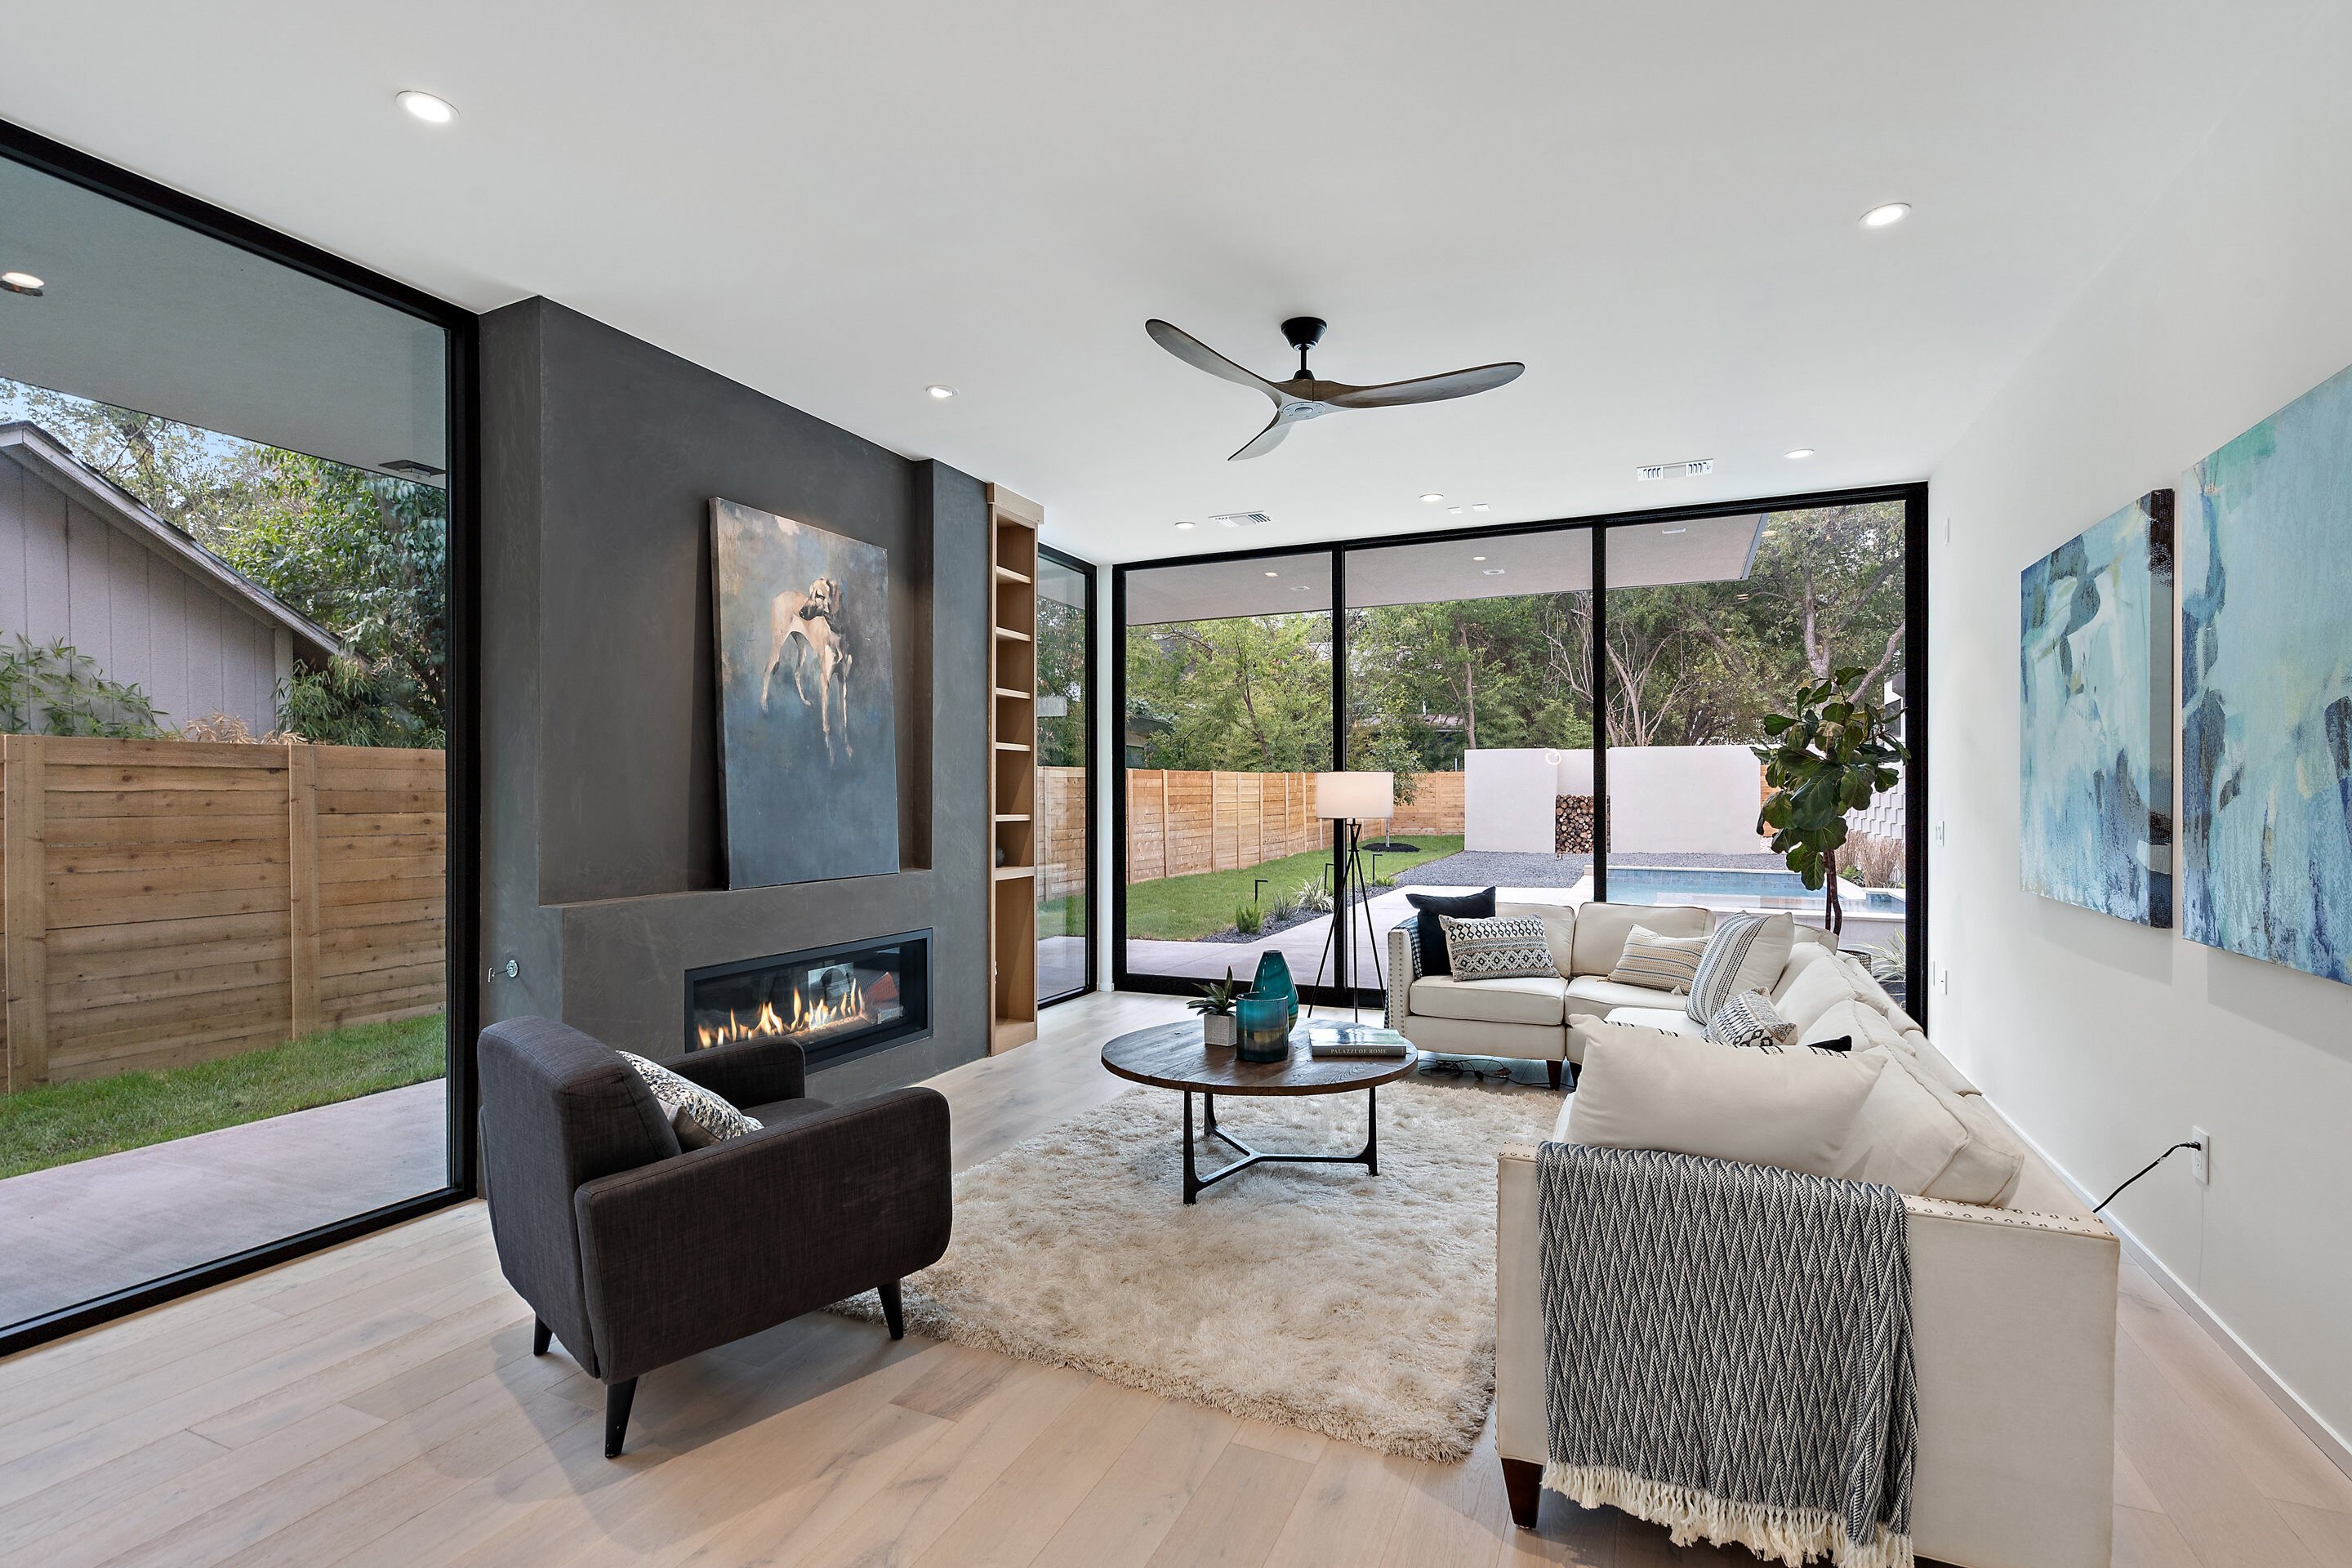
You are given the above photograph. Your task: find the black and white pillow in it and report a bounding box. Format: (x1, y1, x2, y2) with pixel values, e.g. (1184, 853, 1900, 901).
(620, 1051, 763, 1148)
(1700, 988, 1795, 1049)
(1405, 888, 1496, 976)
(1686, 911, 1794, 1023)
(1439, 914, 1557, 981)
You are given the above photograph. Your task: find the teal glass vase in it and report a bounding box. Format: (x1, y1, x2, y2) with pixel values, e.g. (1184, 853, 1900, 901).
(1235, 993, 1292, 1063)
(1252, 951, 1298, 1029)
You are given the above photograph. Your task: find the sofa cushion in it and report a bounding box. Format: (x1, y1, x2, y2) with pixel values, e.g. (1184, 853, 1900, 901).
(1768, 941, 1833, 1003)
(1833, 1050, 1970, 1195)
(1396, 1011, 1565, 1062)
(1896, 1029, 1980, 1097)
(1701, 988, 1795, 1048)
(1831, 950, 1903, 1015)
(1569, 901, 1709, 977)
(1601, 1005, 1704, 1036)
(1606, 925, 1711, 992)
(1774, 952, 1866, 1034)
(1495, 900, 1576, 977)
(1922, 1073, 2028, 1205)
(1686, 911, 1795, 1023)
(1802, 996, 1903, 1053)
(1567, 1013, 1690, 1063)
(1404, 889, 1496, 975)
(1409, 973, 1566, 1027)
(1564, 1032, 1886, 1179)
(1441, 915, 1558, 981)
(1565, 973, 1706, 1017)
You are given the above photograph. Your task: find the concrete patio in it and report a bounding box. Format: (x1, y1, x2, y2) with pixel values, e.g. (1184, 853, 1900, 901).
(0, 1078, 450, 1327)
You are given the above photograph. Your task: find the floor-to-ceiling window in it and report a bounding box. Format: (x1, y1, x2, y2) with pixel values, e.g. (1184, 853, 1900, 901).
(1113, 488, 1923, 1013)
(0, 127, 473, 1348)
(1036, 546, 1094, 1004)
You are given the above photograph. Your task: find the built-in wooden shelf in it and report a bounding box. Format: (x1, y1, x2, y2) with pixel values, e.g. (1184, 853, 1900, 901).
(986, 481, 1042, 1054)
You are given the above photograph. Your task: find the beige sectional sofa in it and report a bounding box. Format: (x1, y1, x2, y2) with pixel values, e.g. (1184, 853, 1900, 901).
(1410, 902, 2123, 1568)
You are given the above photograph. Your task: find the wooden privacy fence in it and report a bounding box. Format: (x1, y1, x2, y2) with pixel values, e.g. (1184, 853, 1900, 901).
(2, 735, 446, 1092)
(1038, 766, 1088, 902)
(1122, 768, 1471, 884)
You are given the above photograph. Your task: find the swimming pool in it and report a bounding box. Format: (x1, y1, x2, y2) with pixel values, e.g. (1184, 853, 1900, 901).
(1606, 865, 1904, 912)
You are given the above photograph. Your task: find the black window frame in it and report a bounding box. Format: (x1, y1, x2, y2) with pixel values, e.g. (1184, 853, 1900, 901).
(1035, 541, 1097, 1007)
(0, 117, 481, 1357)
(1111, 482, 1929, 1021)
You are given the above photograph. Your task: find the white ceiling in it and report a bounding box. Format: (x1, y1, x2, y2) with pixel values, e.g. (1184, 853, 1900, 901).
(0, 2, 2311, 563)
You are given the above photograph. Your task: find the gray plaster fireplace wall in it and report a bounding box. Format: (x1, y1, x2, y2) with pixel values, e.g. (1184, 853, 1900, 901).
(478, 298, 991, 1101)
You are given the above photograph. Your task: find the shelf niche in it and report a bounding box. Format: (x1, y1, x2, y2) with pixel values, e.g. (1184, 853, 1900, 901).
(986, 483, 1041, 1052)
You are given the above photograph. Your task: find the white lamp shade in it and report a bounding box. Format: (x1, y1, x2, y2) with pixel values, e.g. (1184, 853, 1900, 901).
(1315, 771, 1394, 820)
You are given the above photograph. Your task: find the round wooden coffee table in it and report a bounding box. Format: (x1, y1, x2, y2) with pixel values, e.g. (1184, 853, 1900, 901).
(1100, 1020, 1419, 1204)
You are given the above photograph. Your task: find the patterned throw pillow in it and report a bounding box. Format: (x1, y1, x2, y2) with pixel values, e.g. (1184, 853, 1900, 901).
(1700, 988, 1796, 1048)
(1606, 925, 1711, 992)
(1686, 911, 1794, 1023)
(1439, 915, 1557, 981)
(620, 1051, 763, 1148)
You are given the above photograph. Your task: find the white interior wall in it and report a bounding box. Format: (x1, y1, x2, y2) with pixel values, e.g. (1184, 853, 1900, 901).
(1929, 2, 2352, 1453)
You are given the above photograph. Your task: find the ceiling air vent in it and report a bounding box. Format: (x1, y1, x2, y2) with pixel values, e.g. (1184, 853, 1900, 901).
(1636, 459, 1713, 482)
(1211, 510, 1272, 528)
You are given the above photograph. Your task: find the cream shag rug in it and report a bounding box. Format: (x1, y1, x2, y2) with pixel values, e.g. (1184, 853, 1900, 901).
(835, 1077, 1557, 1459)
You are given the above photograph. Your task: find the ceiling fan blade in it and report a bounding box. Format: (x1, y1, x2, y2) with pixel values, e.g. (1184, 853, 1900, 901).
(1227, 414, 1294, 461)
(1325, 362, 1525, 409)
(1147, 319, 1286, 404)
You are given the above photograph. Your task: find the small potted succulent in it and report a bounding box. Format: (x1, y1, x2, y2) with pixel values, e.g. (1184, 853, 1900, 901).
(1192, 967, 1243, 1049)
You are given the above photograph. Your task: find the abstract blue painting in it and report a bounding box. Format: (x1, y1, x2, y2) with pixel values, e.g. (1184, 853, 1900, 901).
(2019, 492, 2175, 924)
(710, 497, 900, 889)
(2182, 363, 2352, 984)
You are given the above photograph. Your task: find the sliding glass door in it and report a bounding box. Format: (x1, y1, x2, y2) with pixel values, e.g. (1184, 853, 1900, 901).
(0, 127, 472, 1349)
(1113, 490, 1924, 1014)
(1035, 546, 1094, 1005)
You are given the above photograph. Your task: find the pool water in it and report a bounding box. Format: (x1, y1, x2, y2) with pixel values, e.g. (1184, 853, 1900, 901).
(1607, 865, 1904, 912)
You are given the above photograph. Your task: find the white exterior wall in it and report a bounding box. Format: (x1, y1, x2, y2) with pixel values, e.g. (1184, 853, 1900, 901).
(1462, 743, 1769, 857)
(1463, 748, 1559, 853)
(0, 449, 281, 733)
(1929, 0, 2352, 1455)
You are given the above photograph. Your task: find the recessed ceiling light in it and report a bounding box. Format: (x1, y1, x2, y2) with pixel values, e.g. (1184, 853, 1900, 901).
(0, 270, 43, 296)
(1472, 503, 1490, 513)
(1472, 555, 1487, 562)
(1420, 493, 1444, 503)
(396, 90, 457, 125)
(1448, 506, 1463, 515)
(1481, 568, 1507, 577)
(1785, 448, 1815, 460)
(1263, 570, 1279, 577)
(1174, 520, 1196, 530)
(1860, 202, 1910, 229)
(1661, 527, 1689, 536)
(1290, 585, 1312, 592)
(925, 384, 956, 399)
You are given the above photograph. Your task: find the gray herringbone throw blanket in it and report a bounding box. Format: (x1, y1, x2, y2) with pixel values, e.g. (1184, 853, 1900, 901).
(1536, 1142, 1918, 1568)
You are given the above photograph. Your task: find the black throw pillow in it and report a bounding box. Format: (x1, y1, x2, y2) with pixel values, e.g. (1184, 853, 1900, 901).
(1404, 888, 1498, 977)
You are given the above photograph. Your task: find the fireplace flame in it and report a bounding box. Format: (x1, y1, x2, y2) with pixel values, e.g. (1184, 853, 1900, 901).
(697, 975, 870, 1049)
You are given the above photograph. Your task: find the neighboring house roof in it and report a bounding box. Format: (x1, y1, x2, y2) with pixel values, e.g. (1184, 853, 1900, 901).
(0, 421, 341, 665)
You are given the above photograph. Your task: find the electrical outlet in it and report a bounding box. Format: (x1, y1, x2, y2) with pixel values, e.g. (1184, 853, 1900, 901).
(2189, 1128, 2211, 1186)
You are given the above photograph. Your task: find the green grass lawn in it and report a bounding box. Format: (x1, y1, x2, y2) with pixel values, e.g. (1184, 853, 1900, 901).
(1037, 893, 1087, 940)
(0, 1013, 446, 1180)
(1126, 835, 1466, 941)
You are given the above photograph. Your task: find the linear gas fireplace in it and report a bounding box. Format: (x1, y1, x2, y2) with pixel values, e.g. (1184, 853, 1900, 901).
(684, 929, 933, 1071)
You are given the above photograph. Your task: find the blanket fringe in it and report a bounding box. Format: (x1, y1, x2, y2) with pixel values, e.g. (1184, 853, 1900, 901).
(1542, 1463, 1914, 1568)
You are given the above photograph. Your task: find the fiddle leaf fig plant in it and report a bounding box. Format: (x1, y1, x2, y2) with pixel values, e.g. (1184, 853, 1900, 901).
(1754, 666, 1908, 935)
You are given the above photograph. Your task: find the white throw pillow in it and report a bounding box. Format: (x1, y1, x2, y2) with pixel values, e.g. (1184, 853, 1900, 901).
(1565, 1032, 1886, 1179)
(1919, 1071, 2027, 1205)
(1769, 941, 1832, 1003)
(1685, 911, 1795, 1022)
(1833, 1050, 1970, 1194)
(1774, 953, 1866, 1035)
(1496, 900, 1577, 977)
(1606, 925, 1711, 993)
(620, 1051, 763, 1148)
(1802, 997, 1903, 1054)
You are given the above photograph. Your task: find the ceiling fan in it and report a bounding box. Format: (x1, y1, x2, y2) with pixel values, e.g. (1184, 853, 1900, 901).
(1146, 315, 1524, 460)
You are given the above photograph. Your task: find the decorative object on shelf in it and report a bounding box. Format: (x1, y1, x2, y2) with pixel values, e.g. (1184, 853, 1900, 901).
(1192, 968, 1243, 1049)
(710, 497, 899, 888)
(1307, 770, 1395, 1020)
(2183, 362, 2352, 985)
(2020, 490, 2175, 927)
(1754, 672, 1907, 935)
(1252, 951, 1298, 1029)
(1235, 993, 1293, 1063)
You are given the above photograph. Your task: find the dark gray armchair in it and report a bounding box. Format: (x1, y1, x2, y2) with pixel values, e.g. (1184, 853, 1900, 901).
(476, 1017, 951, 1456)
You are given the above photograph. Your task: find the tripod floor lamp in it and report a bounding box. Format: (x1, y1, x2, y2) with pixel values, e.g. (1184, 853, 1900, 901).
(1308, 770, 1393, 1021)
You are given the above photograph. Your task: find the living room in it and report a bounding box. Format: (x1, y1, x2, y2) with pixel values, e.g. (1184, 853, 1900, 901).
(1, 6, 2348, 1567)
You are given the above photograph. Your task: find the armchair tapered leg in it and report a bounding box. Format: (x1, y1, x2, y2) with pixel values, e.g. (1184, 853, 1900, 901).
(1500, 1455, 1542, 1528)
(879, 1280, 906, 1340)
(1547, 1060, 1563, 1092)
(604, 1378, 638, 1459)
(532, 1318, 552, 1356)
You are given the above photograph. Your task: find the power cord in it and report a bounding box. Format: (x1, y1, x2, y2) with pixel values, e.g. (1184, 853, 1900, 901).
(2094, 1140, 2203, 1212)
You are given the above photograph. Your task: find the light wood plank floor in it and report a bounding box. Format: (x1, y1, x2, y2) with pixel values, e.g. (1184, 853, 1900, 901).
(2, 990, 2345, 1568)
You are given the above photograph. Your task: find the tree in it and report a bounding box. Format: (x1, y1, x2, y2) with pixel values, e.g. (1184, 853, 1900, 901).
(1753, 666, 1908, 933)
(1125, 614, 1331, 772)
